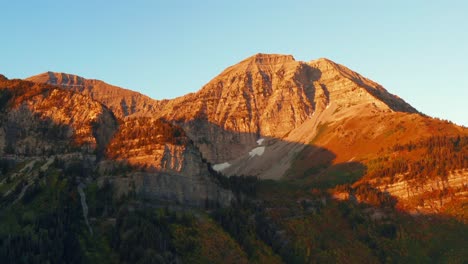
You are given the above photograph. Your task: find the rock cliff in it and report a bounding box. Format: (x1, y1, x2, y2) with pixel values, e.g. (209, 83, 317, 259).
(104, 117, 233, 206)
(0, 78, 118, 155)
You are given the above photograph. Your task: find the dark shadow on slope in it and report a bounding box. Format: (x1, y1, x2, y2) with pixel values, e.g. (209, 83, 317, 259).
(163, 118, 368, 190)
(249, 187, 468, 264)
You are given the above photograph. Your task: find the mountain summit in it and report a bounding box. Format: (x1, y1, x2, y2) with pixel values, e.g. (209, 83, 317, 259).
(152, 54, 418, 166)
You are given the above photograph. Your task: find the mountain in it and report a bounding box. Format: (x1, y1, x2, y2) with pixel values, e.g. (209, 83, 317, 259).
(24, 54, 468, 214)
(151, 54, 458, 177)
(5, 53, 466, 263)
(24, 54, 468, 213)
(27, 72, 166, 119)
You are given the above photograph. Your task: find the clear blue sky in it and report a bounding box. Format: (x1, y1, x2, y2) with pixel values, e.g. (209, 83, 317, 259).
(1, 1, 467, 126)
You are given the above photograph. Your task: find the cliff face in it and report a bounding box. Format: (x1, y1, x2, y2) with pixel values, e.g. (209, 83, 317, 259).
(375, 170, 468, 213)
(104, 117, 233, 206)
(0, 78, 118, 155)
(27, 72, 167, 119)
(333, 170, 468, 217)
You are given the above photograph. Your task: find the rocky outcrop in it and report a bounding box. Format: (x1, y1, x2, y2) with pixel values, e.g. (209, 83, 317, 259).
(106, 117, 204, 174)
(109, 170, 233, 207)
(374, 170, 468, 213)
(104, 116, 233, 206)
(0, 78, 118, 155)
(333, 170, 468, 215)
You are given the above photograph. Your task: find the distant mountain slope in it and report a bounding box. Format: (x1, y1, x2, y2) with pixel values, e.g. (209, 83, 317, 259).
(27, 72, 166, 119)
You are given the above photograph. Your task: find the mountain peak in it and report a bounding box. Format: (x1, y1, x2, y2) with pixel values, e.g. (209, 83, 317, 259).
(242, 53, 296, 64)
(309, 57, 336, 65)
(27, 71, 85, 87)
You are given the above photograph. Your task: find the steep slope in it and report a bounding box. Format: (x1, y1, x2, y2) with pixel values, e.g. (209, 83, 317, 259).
(27, 72, 166, 119)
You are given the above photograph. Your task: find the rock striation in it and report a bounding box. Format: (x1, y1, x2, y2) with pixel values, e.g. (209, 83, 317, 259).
(0, 78, 117, 155)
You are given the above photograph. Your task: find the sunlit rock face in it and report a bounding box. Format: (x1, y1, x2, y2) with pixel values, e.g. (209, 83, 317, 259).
(27, 72, 167, 119)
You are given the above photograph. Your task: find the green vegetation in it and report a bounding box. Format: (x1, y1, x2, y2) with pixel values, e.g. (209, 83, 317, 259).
(0, 156, 466, 264)
(254, 180, 467, 263)
(0, 168, 83, 263)
(365, 136, 468, 182)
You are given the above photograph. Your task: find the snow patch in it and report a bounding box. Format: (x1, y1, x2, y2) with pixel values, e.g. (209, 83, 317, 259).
(213, 162, 231, 172)
(249, 146, 265, 157)
(256, 138, 265, 145)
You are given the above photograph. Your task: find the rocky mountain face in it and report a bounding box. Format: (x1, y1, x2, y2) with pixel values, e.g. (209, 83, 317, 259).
(104, 117, 232, 205)
(23, 54, 468, 214)
(27, 72, 166, 119)
(0, 78, 118, 156)
(0, 77, 231, 207)
(374, 170, 468, 214)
